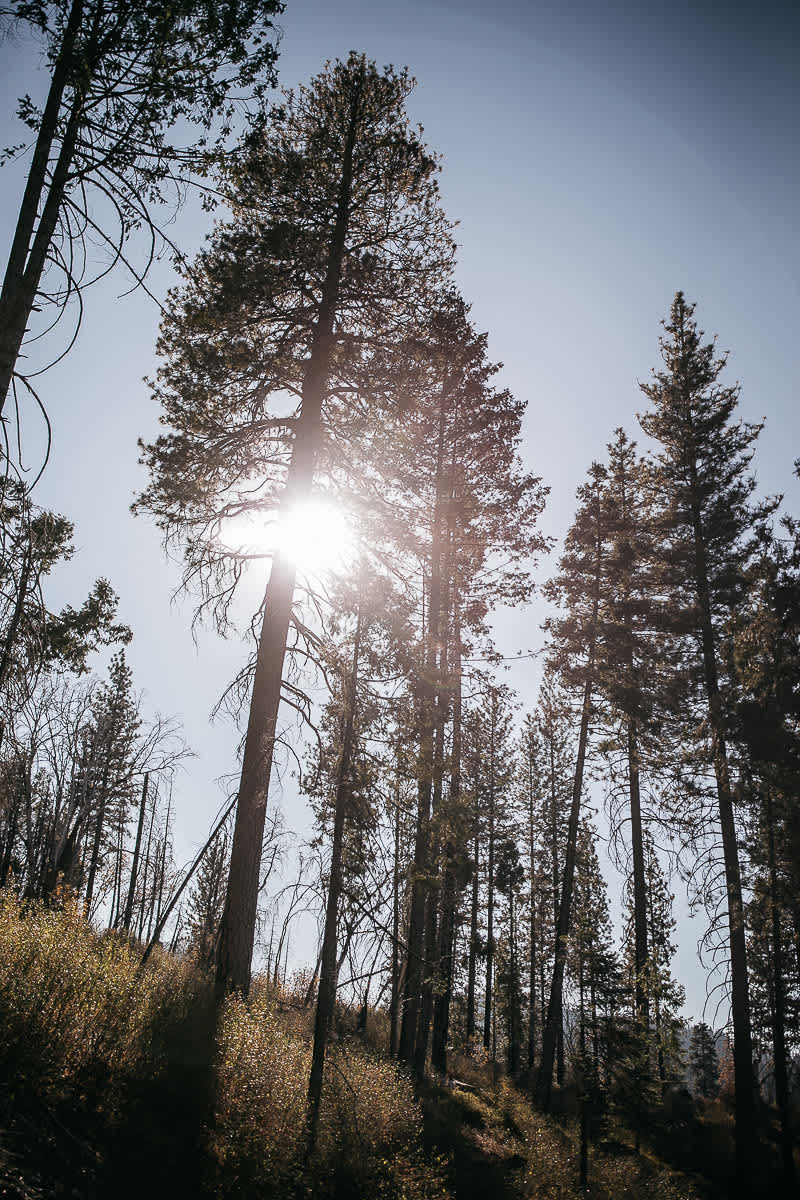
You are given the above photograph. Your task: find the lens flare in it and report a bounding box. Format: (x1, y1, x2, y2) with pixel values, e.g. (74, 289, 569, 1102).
(218, 497, 353, 575)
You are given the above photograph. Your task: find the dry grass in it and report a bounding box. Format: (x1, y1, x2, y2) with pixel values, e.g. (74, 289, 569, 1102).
(0, 892, 451, 1199)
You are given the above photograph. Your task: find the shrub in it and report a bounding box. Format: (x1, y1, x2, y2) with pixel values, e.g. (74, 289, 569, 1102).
(211, 992, 451, 1199)
(0, 889, 201, 1107)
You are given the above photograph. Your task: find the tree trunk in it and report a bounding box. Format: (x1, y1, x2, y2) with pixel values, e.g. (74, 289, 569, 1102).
(389, 761, 402, 1057)
(0, 0, 99, 413)
(432, 608, 461, 1073)
(483, 691, 497, 1053)
(400, 379, 448, 1067)
(628, 718, 650, 1029)
(122, 773, 149, 931)
(306, 601, 363, 1155)
(527, 733, 537, 1070)
(466, 824, 479, 1043)
(548, 739, 565, 1084)
(216, 77, 363, 997)
(687, 464, 755, 1181)
(537, 483, 602, 1106)
(766, 790, 795, 1196)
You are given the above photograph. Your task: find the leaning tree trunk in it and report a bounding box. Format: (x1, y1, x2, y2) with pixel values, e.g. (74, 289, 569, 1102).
(122, 773, 149, 932)
(216, 82, 362, 997)
(0, 0, 97, 414)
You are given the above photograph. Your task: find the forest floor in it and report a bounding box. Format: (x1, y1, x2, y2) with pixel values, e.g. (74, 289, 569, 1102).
(421, 1079, 528, 1200)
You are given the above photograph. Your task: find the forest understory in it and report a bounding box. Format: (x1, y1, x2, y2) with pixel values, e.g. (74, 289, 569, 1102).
(0, 895, 794, 1200)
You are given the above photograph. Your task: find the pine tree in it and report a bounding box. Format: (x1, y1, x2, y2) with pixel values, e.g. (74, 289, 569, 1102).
(0, 481, 129, 730)
(689, 1023, 720, 1099)
(186, 827, 230, 971)
(495, 836, 525, 1076)
(137, 54, 455, 995)
(538, 463, 606, 1103)
(639, 292, 778, 1177)
(569, 820, 619, 1180)
(83, 651, 140, 913)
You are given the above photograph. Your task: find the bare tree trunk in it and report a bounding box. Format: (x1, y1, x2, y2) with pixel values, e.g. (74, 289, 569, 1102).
(154, 784, 172, 927)
(137, 790, 157, 940)
(122, 773, 148, 931)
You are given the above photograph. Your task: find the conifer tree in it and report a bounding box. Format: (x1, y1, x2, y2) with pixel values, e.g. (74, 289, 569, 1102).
(569, 821, 619, 1180)
(83, 650, 139, 912)
(0, 0, 282, 421)
(137, 54, 455, 995)
(639, 293, 777, 1176)
(186, 827, 230, 971)
(0, 481, 129, 728)
(689, 1023, 719, 1098)
(495, 835, 525, 1075)
(538, 464, 605, 1103)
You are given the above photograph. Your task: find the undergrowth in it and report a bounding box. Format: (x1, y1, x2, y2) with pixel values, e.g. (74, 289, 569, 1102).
(0, 892, 450, 1199)
(0, 891, 756, 1199)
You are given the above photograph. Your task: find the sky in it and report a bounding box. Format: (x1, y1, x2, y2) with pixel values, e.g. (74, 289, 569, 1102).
(0, 0, 798, 1021)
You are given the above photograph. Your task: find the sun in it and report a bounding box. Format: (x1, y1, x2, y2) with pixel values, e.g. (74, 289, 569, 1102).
(274, 498, 354, 574)
(218, 497, 354, 576)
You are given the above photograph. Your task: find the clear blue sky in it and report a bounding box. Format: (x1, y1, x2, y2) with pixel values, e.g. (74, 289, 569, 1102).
(1, 0, 797, 1019)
